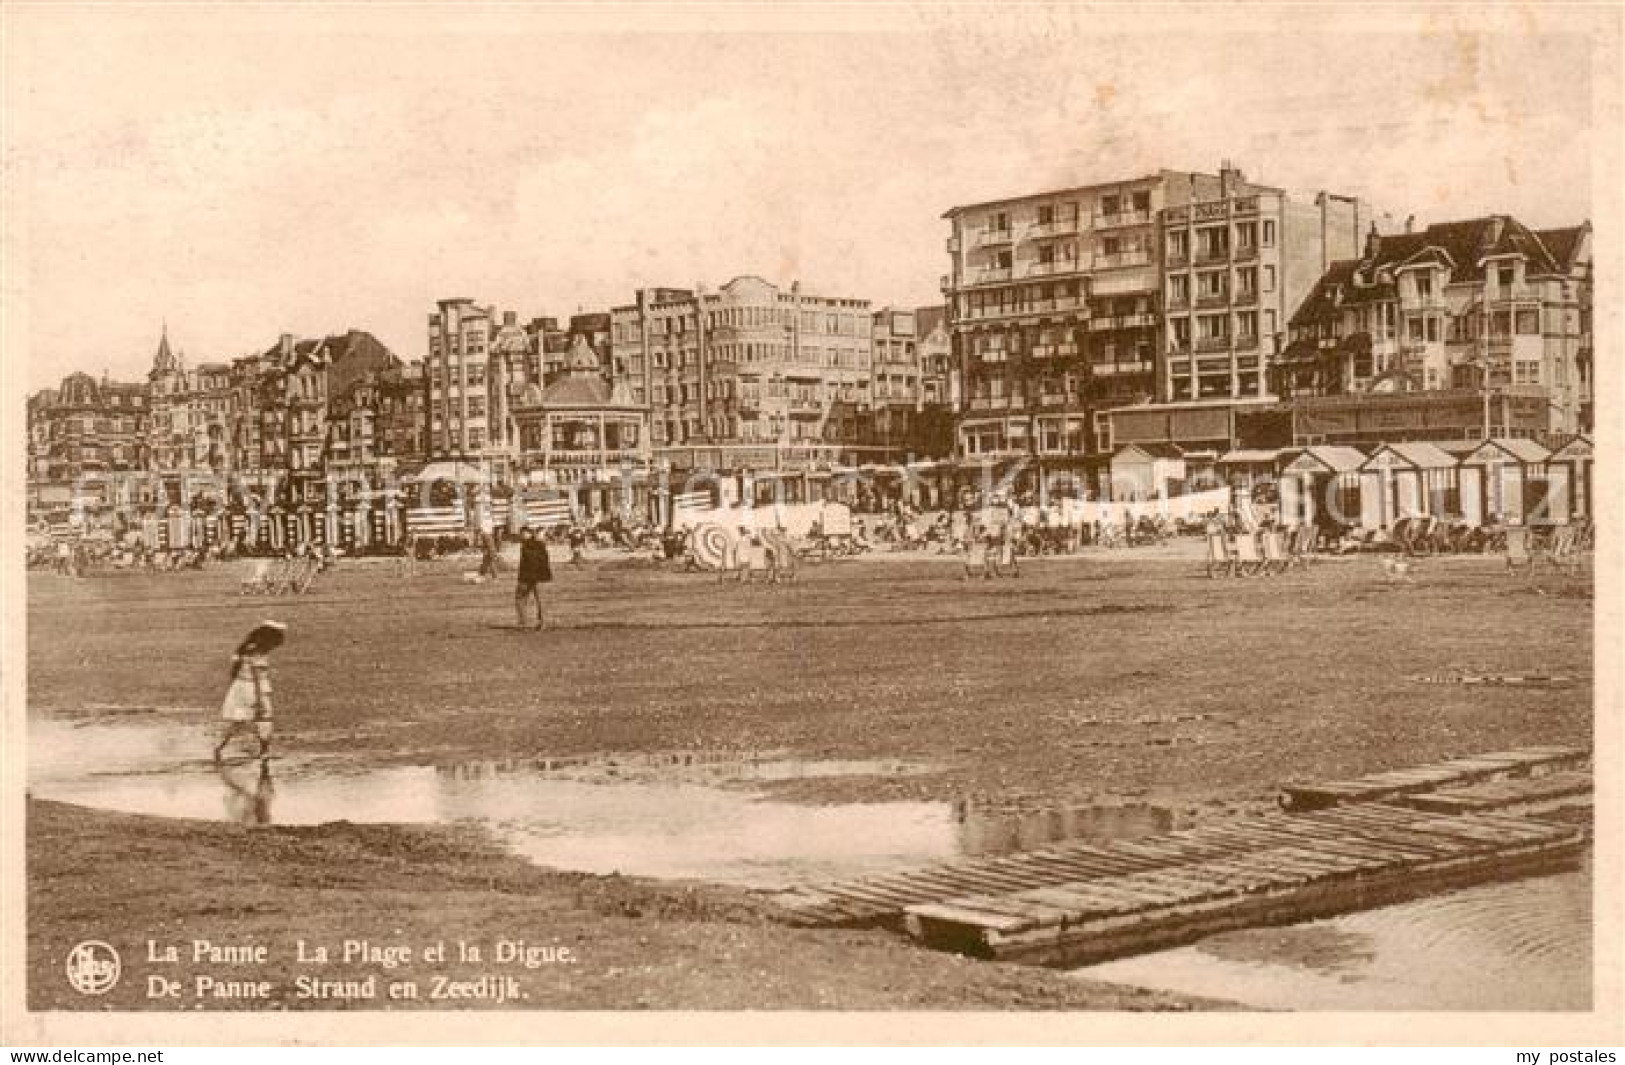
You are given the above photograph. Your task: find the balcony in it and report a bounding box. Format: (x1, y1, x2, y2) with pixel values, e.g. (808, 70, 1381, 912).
(1165, 250, 1190, 268)
(973, 266, 1013, 284)
(1233, 289, 1259, 307)
(1234, 333, 1260, 351)
(1195, 291, 1229, 308)
(946, 235, 961, 254)
(1024, 260, 1073, 278)
(1195, 336, 1231, 353)
(940, 273, 952, 293)
(1193, 245, 1231, 265)
(1234, 244, 1259, 262)
(1233, 195, 1260, 215)
(1028, 217, 1080, 237)
(1094, 209, 1153, 229)
(976, 228, 1013, 248)
(1088, 314, 1157, 332)
(1092, 250, 1152, 270)
(1165, 296, 1190, 312)
(1164, 206, 1191, 225)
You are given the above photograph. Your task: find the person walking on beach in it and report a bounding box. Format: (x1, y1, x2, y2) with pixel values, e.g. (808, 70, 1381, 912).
(215, 621, 286, 764)
(515, 526, 553, 630)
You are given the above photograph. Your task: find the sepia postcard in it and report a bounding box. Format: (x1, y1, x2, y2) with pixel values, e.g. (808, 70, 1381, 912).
(1, 0, 1621, 1048)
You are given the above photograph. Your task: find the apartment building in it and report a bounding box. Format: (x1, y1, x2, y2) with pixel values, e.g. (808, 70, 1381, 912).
(426, 298, 498, 460)
(942, 169, 1229, 471)
(610, 277, 873, 469)
(1159, 167, 1367, 404)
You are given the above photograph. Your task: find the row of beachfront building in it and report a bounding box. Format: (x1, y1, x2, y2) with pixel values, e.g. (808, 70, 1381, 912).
(27, 160, 1592, 523)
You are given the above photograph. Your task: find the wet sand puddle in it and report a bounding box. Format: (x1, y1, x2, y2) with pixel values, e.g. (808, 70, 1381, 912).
(28, 715, 1170, 889)
(1073, 857, 1592, 1011)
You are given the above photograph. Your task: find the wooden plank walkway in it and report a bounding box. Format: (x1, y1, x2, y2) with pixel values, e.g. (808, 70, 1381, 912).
(1401, 769, 1593, 815)
(1278, 746, 1588, 811)
(899, 805, 1584, 966)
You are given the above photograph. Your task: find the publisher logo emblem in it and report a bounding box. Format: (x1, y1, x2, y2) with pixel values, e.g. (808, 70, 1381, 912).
(65, 940, 121, 995)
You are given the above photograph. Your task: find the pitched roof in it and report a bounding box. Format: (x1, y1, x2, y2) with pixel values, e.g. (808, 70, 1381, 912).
(1536, 226, 1588, 271)
(1363, 441, 1457, 469)
(1292, 215, 1584, 327)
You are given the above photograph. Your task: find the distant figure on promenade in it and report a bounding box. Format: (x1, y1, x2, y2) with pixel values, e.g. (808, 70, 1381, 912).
(515, 526, 553, 630)
(478, 532, 501, 579)
(568, 524, 588, 566)
(962, 526, 990, 580)
(215, 620, 285, 764)
(996, 520, 1021, 578)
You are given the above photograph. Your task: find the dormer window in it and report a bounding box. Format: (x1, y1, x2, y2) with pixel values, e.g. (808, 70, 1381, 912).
(1497, 264, 1515, 291)
(1416, 273, 1433, 299)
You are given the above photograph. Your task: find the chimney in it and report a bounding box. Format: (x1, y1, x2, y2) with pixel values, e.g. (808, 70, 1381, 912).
(279, 333, 295, 360)
(503, 310, 517, 326)
(1404, 215, 1415, 234)
(1365, 222, 1381, 261)
(1219, 160, 1244, 197)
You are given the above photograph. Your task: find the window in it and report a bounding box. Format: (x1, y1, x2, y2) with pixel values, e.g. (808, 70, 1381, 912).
(1264, 265, 1277, 292)
(1168, 275, 1190, 304)
(1198, 271, 1226, 299)
(1237, 311, 1259, 340)
(1101, 195, 1120, 216)
(1236, 221, 1258, 250)
(1264, 309, 1278, 335)
(1514, 360, 1541, 385)
(1167, 231, 1188, 258)
(1037, 204, 1053, 225)
(1198, 314, 1228, 340)
(1416, 273, 1433, 300)
(1516, 309, 1539, 335)
(1102, 236, 1121, 256)
(1262, 220, 1276, 246)
(1425, 317, 1440, 342)
(1497, 264, 1515, 290)
(1408, 317, 1425, 342)
(1171, 318, 1191, 346)
(1237, 267, 1258, 297)
(1132, 190, 1150, 212)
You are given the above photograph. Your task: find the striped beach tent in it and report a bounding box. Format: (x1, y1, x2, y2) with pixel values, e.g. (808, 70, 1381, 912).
(516, 498, 573, 529)
(405, 504, 468, 538)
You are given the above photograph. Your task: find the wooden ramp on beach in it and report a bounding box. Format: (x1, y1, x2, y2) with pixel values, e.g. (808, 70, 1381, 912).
(772, 748, 1591, 967)
(1277, 746, 1587, 811)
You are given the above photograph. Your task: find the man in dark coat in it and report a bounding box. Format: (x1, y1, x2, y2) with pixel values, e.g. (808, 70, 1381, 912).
(515, 526, 553, 630)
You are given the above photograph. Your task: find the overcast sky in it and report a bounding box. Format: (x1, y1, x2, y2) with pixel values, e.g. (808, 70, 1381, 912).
(8, 4, 1610, 392)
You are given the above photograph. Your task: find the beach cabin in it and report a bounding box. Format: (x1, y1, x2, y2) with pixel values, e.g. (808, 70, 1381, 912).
(1108, 443, 1186, 501)
(1452, 438, 1553, 527)
(1357, 442, 1458, 530)
(1279, 446, 1367, 530)
(1216, 449, 1286, 495)
(1548, 436, 1593, 522)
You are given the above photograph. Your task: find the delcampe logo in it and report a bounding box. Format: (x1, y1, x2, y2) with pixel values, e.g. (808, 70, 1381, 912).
(65, 940, 121, 995)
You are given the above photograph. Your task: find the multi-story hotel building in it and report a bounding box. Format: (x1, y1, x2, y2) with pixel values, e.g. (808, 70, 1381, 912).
(610, 276, 874, 471)
(426, 298, 497, 460)
(942, 169, 1230, 471)
(1274, 215, 1592, 445)
(1158, 169, 1367, 404)
(26, 371, 149, 484)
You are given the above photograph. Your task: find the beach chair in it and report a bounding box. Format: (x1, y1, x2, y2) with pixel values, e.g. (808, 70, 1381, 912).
(1290, 523, 1317, 569)
(1204, 531, 1236, 578)
(239, 560, 272, 595)
(266, 558, 298, 595)
(1233, 530, 1264, 577)
(291, 556, 319, 593)
(1503, 526, 1534, 577)
(1260, 528, 1291, 575)
(1542, 527, 1582, 576)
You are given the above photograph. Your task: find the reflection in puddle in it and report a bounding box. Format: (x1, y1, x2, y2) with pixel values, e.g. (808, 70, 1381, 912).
(28, 716, 1167, 889)
(1074, 859, 1592, 1010)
